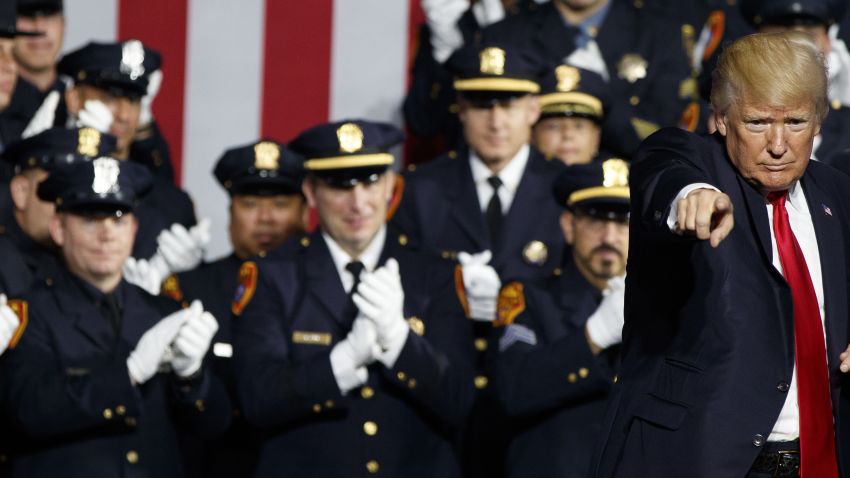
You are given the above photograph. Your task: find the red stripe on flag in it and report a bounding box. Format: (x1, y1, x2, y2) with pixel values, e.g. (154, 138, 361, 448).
(117, 0, 189, 184)
(261, 1, 333, 142)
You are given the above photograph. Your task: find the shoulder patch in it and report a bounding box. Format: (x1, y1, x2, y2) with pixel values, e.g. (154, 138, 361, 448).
(231, 261, 258, 316)
(678, 101, 700, 132)
(454, 264, 470, 318)
(703, 11, 725, 62)
(494, 282, 525, 327)
(161, 275, 184, 302)
(7, 299, 28, 349)
(385, 174, 405, 221)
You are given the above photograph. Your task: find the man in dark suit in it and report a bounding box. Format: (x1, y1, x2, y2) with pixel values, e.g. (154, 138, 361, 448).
(392, 40, 564, 478)
(592, 32, 850, 478)
(1, 157, 230, 477)
(494, 159, 628, 478)
(233, 119, 474, 478)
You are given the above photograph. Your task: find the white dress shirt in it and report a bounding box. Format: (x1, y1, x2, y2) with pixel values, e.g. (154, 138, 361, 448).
(469, 144, 530, 214)
(322, 226, 386, 293)
(670, 182, 827, 441)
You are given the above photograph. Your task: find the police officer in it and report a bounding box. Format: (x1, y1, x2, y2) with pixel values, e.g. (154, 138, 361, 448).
(169, 140, 308, 477)
(532, 64, 615, 165)
(739, 0, 850, 164)
(1, 157, 230, 477)
(14, 0, 64, 94)
(234, 119, 474, 477)
(481, 0, 692, 157)
(0, 127, 117, 296)
(493, 159, 628, 478)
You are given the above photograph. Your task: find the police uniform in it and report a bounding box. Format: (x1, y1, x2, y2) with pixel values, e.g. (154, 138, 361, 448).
(493, 160, 627, 478)
(394, 44, 565, 478)
(481, 0, 692, 157)
(0, 127, 121, 296)
(168, 140, 304, 478)
(536, 64, 619, 161)
(57, 41, 196, 256)
(1, 158, 231, 478)
(235, 120, 474, 477)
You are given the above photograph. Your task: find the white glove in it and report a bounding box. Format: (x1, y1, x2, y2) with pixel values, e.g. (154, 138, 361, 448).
(138, 69, 163, 126)
(127, 305, 193, 385)
(471, 0, 505, 27)
(123, 257, 166, 295)
(585, 275, 626, 350)
(352, 259, 409, 368)
(171, 303, 218, 377)
(457, 250, 501, 322)
(565, 39, 610, 82)
(422, 0, 469, 63)
(828, 25, 850, 107)
(0, 295, 20, 356)
(330, 317, 379, 394)
(22, 90, 60, 139)
(75, 99, 113, 133)
(155, 219, 211, 275)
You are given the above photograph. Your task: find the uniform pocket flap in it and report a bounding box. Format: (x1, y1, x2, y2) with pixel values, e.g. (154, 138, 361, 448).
(632, 393, 689, 430)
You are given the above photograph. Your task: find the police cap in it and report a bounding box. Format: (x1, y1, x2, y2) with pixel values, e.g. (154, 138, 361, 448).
(1, 0, 39, 37)
(57, 40, 161, 99)
(553, 158, 630, 220)
(17, 0, 63, 17)
(213, 140, 304, 196)
(741, 0, 845, 27)
(538, 64, 610, 123)
(3, 127, 117, 174)
(290, 119, 403, 188)
(38, 157, 153, 215)
(447, 41, 543, 105)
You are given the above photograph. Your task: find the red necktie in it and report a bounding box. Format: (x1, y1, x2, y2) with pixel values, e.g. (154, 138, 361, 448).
(769, 191, 838, 478)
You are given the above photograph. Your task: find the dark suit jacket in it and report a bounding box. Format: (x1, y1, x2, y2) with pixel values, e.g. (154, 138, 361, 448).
(1, 270, 231, 478)
(494, 260, 618, 478)
(233, 229, 474, 478)
(592, 127, 850, 477)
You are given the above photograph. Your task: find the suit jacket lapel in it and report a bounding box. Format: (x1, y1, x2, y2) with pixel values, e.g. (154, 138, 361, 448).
(802, 175, 847, 377)
(303, 234, 350, 328)
(446, 152, 489, 251)
(735, 174, 773, 264)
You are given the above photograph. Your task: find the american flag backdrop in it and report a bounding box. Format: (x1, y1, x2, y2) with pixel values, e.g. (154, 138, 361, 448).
(63, 0, 425, 258)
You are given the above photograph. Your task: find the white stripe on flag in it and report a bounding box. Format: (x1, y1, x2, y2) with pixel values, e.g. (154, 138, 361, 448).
(182, 0, 266, 260)
(63, 0, 119, 53)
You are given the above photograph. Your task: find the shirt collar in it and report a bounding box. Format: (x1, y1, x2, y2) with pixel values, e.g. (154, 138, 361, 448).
(469, 144, 530, 194)
(322, 225, 386, 276)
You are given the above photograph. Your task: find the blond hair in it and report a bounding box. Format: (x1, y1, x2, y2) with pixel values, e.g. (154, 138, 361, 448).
(711, 32, 828, 122)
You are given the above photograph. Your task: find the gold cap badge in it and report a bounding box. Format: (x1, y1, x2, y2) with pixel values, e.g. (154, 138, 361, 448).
(254, 141, 280, 170)
(337, 123, 364, 153)
(522, 240, 548, 266)
(617, 54, 648, 84)
(555, 65, 580, 92)
(480, 47, 506, 76)
(602, 159, 629, 188)
(77, 127, 101, 157)
(91, 157, 121, 195)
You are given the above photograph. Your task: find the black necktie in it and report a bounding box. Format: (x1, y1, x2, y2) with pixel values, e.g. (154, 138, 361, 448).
(345, 261, 365, 296)
(98, 293, 123, 334)
(486, 176, 503, 248)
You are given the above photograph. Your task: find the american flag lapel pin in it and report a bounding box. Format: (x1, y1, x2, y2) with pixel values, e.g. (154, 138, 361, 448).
(823, 204, 833, 217)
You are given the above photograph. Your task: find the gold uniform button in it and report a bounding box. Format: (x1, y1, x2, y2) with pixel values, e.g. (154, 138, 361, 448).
(578, 367, 589, 379)
(312, 404, 322, 413)
(474, 375, 489, 389)
(397, 371, 407, 381)
(195, 399, 205, 412)
(325, 400, 334, 409)
(448, 150, 457, 159)
(832, 99, 842, 110)
(103, 408, 113, 420)
(408, 378, 417, 389)
(0, 454, 7, 463)
(366, 460, 380, 474)
(361, 386, 375, 399)
(258, 250, 267, 258)
(398, 234, 408, 246)
(125, 417, 137, 427)
(629, 96, 640, 106)
(116, 405, 127, 416)
(474, 338, 488, 352)
(407, 164, 417, 172)
(567, 372, 578, 383)
(363, 421, 378, 436)
(300, 237, 311, 247)
(126, 450, 139, 464)
(45, 277, 54, 286)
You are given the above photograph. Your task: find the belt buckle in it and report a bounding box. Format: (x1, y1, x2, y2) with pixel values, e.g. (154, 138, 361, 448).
(773, 450, 799, 478)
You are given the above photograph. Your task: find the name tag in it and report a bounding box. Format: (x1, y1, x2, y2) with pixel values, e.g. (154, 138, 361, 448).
(213, 342, 233, 358)
(292, 331, 332, 346)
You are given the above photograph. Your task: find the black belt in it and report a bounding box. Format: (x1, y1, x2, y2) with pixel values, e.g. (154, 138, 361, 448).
(749, 440, 800, 478)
